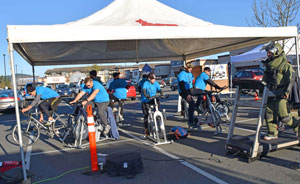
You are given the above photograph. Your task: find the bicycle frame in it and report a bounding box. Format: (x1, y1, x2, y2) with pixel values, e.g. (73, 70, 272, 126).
(193, 91, 223, 135)
(147, 97, 171, 145)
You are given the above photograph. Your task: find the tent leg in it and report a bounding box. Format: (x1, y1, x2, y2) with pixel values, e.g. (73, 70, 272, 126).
(295, 36, 300, 77)
(32, 66, 35, 85)
(8, 43, 28, 181)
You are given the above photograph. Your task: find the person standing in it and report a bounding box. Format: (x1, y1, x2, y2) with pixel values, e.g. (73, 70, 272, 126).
(262, 42, 299, 140)
(177, 63, 195, 127)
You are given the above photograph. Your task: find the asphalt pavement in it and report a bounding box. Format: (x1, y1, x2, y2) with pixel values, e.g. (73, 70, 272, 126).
(1, 87, 300, 184)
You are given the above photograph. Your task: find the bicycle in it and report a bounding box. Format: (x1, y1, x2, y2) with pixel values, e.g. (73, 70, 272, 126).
(192, 88, 228, 135)
(146, 95, 171, 145)
(12, 104, 72, 147)
(69, 101, 118, 148)
(111, 98, 130, 127)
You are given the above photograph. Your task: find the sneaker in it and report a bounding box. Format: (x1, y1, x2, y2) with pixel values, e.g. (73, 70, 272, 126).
(264, 135, 278, 141)
(103, 125, 111, 136)
(144, 129, 150, 136)
(45, 119, 55, 126)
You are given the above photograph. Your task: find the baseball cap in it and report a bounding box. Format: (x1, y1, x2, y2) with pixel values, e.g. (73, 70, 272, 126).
(148, 73, 156, 79)
(186, 63, 193, 68)
(113, 72, 120, 78)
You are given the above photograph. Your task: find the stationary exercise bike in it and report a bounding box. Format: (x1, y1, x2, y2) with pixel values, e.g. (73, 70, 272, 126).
(146, 95, 171, 145)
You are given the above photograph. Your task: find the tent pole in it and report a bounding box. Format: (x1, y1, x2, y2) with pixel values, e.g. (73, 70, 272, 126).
(8, 42, 28, 181)
(32, 65, 36, 85)
(295, 36, 300, 77)
(135, 40, 139, 63)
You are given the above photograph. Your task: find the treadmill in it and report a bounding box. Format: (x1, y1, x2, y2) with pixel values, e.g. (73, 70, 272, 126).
(226, 79, 299, 162)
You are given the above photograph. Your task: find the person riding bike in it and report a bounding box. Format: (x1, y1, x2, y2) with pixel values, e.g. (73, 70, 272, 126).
(177, 63, 195, 127)
(108, 72, 130, 114)
(70, 77, 111, 136)
(21, 85, 60, 126)
(141, 73, 163, 137)
(193, 67, 224, 112)
(261, 41, 299, 140)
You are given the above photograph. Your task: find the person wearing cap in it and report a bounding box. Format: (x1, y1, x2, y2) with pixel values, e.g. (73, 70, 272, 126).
(108, 72, 129, 114)
(261, 42, 299, 140)
(89, 70, 103, 85)
(177, 62, 195, 126)
(22, 85, 60, 126)
(141, 73, 163, 137)
(194, 67, 224, 112)
(70, 77, 111, 136)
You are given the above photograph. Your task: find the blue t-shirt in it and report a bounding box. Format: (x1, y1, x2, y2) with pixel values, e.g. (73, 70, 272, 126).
(194, 72, 210, 90)
(141, 81, 161, 103)
(108, 78, 128, 99)
(36, 86, 59, 100)
(177, 70, 194, 93)
(82, 80, 109, 103)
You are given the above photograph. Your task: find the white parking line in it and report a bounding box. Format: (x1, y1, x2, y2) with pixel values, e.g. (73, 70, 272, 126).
(30, 139, 134, 156)
(119, 128, 229, 184)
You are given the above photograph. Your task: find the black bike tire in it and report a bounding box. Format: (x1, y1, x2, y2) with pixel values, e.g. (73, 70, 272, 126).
(12, 119, 40, 147)
(215, 102, 230, 115)
(52, 114, 70, 142)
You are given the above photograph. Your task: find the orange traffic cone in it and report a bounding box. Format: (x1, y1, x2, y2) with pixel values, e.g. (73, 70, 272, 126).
(254, 92, 259, 101)
(86, 105, 99, 172)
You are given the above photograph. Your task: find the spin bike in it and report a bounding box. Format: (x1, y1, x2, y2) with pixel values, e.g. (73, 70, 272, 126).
(111, 98, 130, 127)
(187, 87, 228, 135)
(68, 101, 117, 148)
(146, 95, 171, 145)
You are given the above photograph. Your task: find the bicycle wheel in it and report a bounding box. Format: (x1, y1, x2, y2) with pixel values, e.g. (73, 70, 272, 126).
(52, 114, 71, 142)
(12, 119, 40, 147)
(154, 116, 164, 139)
(215, 102, 230, 116)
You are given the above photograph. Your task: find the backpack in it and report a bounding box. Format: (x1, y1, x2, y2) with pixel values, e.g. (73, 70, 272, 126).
(170, 126, 188, 140)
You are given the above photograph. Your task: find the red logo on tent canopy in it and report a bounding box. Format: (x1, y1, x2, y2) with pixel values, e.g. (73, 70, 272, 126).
(136, 19, 178, 26)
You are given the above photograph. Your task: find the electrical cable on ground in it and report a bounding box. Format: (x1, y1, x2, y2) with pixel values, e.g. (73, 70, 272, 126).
(32, 166, 89, 184)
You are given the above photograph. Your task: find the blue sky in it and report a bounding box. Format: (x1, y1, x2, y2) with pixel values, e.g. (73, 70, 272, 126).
(0, 0, 297, 76)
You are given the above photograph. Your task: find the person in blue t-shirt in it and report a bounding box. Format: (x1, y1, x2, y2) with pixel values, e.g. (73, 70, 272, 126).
(193, 67, 223, 111)
(141, 73, 163, 137)
(108, 72, 130, 116)
(177, 63, 195, 126)
(22, 85, 60, 125)
(70, 77, 111, 136)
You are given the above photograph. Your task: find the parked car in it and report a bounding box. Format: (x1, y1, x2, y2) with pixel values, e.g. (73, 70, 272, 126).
(232, 69, 264, 87)
(69, 83, 80, 96)
(126, 81, 137, 100)
(156, 79, 166, 88)
(170, 78, 178, 91)
(56, 84, 74, 98)
(24, 82, 44, 99)
(0, 90, 23, 111)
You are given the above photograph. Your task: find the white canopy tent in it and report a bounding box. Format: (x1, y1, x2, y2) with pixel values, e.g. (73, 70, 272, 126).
(230, 45, 266, 63)
(6, 0, 300, 181)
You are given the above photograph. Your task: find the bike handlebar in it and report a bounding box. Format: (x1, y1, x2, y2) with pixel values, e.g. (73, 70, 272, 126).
(148, 95, 169, 100)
